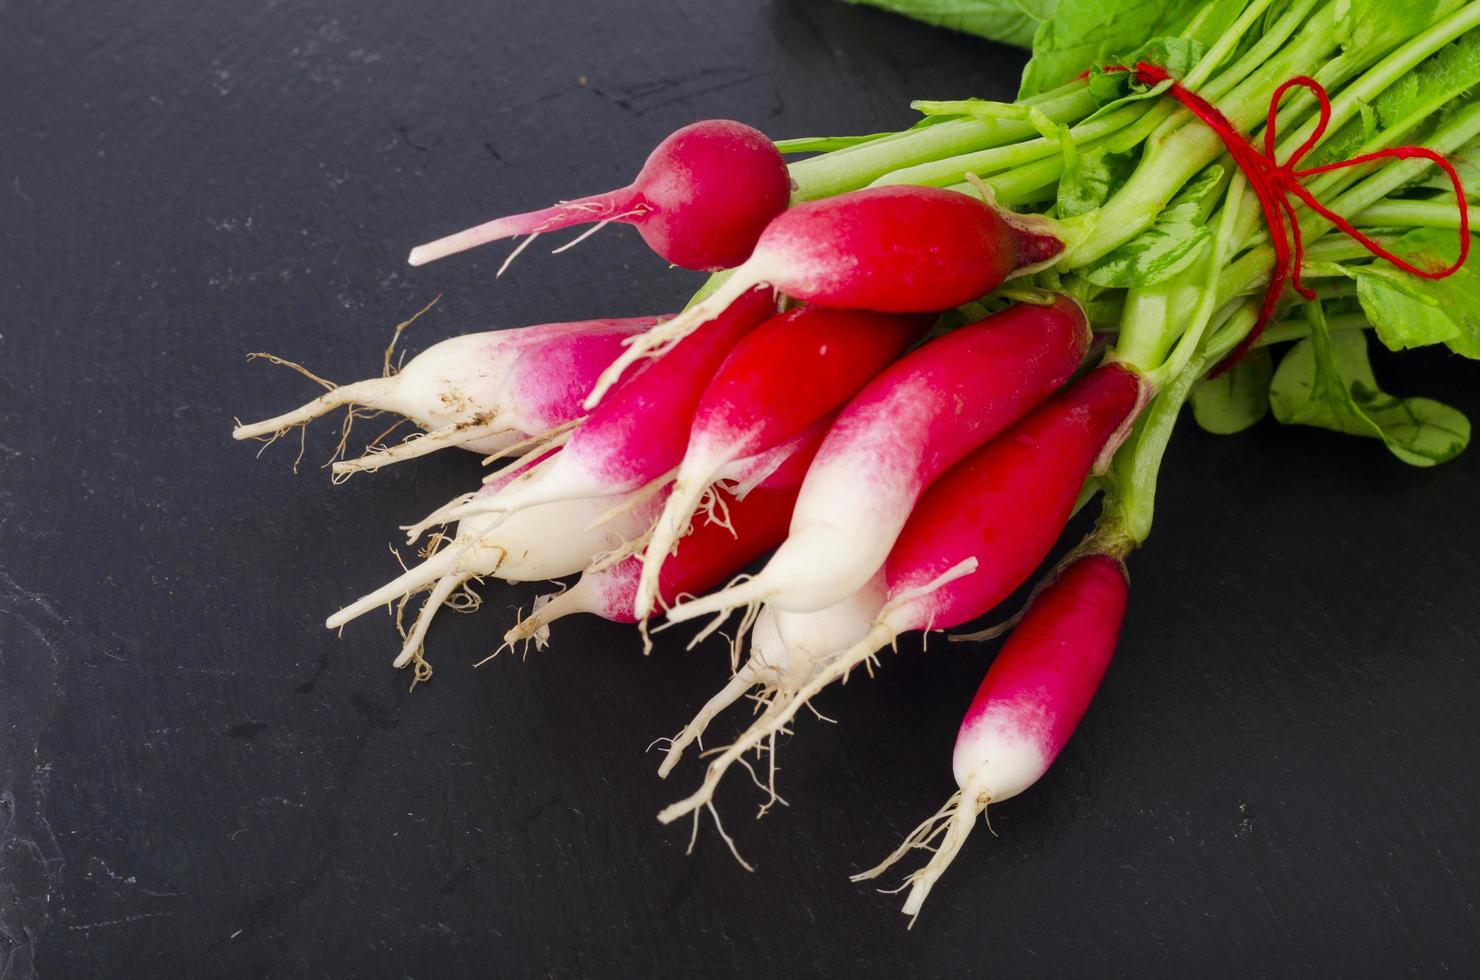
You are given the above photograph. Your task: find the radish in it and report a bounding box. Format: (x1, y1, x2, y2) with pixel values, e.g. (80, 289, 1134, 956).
(407, 120, 792, 272)
(656, 574, 886, 781)
(633, 306, 931, 620)
(583, 185, 1066, 407)
(324, 450, 664, 673)
(664, 296, 1091, 623)
(233, 316, 659, 474)
(658, 364, 1143, 827)
(853, 552, 1129, 922)
(421, 288, 777, 531)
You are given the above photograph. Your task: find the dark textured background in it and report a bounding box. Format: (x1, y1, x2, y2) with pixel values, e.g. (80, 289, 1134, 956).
(2, 1, 1478, 976)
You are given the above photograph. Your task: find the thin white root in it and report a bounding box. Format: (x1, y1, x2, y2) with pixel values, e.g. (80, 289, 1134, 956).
(582, 468, 676, 532)
(393, 571, 472, 669)
(401, 492, 478, 544)
(656, 671, 757, 779)
(656, 621, 895, 826)
(549, 219, 611, 254)
(582, 269, 767, 410)
(634, 473, 710, 621)
(332, 413, 511, 477)
(326, 544, 461, 629)
(501, 586, 578, 649)
(499, 233, 540, 278)
(851, 785, 988, 926)
(479, 418, 582, 469)
(663, 572, 773, 626)
(232, 377, 396, 441)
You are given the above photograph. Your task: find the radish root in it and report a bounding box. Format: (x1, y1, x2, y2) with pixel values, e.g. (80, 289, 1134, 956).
(850, 784, 989, 926)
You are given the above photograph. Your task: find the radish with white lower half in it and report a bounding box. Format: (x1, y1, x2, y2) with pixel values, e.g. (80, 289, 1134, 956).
(423, 288, 777, 531)
(233, 316, 658, 473)
(854, 552, 1129, 921)
(658, 363, 1143, 827)
(408, 120, 792, 272)
(632, 306, 930, 620)
(665, 296, 1091, 622)
(585, 185, 1065, 406)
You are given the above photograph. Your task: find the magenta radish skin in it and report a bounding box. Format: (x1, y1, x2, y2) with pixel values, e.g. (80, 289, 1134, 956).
(858, 554, 1128, 920)
(665, 296, 1090, 621)
(232, 316, 658, 473)
(408, 120, 791, 271)
(585, 185, 1065, 406)
(656, 364, 1142, 827)
(633, 307, 929, 619)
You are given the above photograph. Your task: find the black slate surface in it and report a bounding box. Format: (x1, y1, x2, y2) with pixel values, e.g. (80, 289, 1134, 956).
(3, 1, 1479, 976)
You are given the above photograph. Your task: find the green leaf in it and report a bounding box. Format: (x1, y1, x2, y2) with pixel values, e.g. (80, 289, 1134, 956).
(1018, 0, 1189, 97)
(842, 0, 1055, 48)
(1056, 147, 1137, 217)
(1191, 348, 1273, 434)
(1268, 305, 1470, 466)
(1352, 228, 1480, 358)
(1080, 165, 1223, 286)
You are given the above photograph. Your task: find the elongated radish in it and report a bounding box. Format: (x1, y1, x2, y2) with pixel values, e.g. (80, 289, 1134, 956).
(428, 288, 776, 529)
(656, 574, 886, 780)
(854, 553, 1129, 921)
(408, 120, 791, 272)
(584, 185, 1065, 407)
(233, 316, 658, 473)
(633, 306, 930, 619)
(325, 453, 665, 670)
(658, 364, 1142, 826)
(665, 296, 1090, 622)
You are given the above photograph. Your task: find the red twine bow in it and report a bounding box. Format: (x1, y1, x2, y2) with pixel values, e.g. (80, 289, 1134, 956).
(1101, 62, 1470, 372)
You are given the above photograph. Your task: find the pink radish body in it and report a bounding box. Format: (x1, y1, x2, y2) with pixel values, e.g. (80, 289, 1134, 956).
(633, 307, 930, 619)
(233, 316, 658, 474)
(658, 364, 1142, 827)
(666, 297, 1090, 622)
(585, 186, 1065, 407)
(408, 120, 791, 272)
(656, 575, 886, 780)
(434, 288, 776, 528)
(324, 450, 666, 671)
(855, 554, 1129, 920)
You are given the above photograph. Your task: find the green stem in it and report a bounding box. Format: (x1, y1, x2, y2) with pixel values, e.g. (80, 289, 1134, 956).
(1354, 199, 1475, 230)
(787, 85, 1100, 201)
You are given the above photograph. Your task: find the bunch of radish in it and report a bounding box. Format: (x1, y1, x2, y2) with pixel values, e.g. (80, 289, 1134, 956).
(235, 0, 1479, 921)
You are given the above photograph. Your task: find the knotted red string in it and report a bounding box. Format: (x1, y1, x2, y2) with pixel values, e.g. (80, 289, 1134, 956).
(1100, 62, 1470, 372)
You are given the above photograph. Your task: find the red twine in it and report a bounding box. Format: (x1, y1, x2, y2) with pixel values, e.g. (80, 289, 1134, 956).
(1098, 62, 1470, 372)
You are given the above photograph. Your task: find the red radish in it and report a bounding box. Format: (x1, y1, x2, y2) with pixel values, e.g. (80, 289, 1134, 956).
(407, 120, 791, 272)
(633, 307, 931, 620)
(584, 186, 1065, 407)
(425, 288, 776, 530)
(656, 574, 886, 781)
(854, 553, 1129, 922)
(232, 316, 659, 473)
(665, 297, 1090, 623)
(658, 364, 1143, 827)
(324, 450, 664, 671)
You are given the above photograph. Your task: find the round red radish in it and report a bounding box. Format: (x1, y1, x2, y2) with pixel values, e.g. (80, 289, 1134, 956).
(408, 119, 791, 272)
